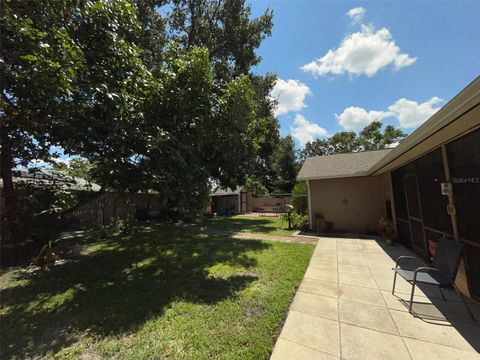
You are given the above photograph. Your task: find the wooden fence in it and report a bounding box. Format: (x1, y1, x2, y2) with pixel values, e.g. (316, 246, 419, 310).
(67, 192, 167, 227)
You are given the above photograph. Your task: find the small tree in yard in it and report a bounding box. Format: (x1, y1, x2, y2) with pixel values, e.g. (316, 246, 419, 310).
(271, 136, 298, 194)
(291, 181, 308, 214)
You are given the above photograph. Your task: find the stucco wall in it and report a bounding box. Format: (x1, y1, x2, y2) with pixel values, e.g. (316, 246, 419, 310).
(309, 176, 388, 233)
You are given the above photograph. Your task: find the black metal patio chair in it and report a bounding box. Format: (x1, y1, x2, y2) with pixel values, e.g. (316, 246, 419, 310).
(392, 238, 476, 321)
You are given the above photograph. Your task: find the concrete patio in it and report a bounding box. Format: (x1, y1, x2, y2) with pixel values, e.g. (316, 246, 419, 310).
(271, 236, 480, 360)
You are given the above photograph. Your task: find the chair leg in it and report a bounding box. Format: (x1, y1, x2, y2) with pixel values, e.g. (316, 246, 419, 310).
(454, 284, 476, 322)
(409, 280, 416, 315)
(392, 271, 397, 295)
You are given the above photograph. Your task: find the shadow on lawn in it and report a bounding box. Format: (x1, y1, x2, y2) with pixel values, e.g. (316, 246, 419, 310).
(206, 217, 285, 234)
(0, 227, 270, 359)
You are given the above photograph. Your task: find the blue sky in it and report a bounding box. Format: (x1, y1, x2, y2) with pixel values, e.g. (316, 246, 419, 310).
(249, 1, 480, 147)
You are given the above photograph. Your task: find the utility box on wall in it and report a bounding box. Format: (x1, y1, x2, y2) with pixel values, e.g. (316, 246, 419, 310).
(441, 182, 452, 196)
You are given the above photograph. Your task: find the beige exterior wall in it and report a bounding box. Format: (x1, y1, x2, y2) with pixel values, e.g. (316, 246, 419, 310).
(309, 176, 389, 233)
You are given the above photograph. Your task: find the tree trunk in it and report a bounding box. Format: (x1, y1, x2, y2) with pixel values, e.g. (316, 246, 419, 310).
(0, 129, 16, 244)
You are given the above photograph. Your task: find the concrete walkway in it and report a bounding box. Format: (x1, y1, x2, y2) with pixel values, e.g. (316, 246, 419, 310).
(271, 236, 480, 360)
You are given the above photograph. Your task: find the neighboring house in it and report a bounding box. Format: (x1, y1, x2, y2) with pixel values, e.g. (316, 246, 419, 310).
(0, 168, 102, 192)
(0, 168, 165, 228)
(210, 186, 253, 214)
(298, 76, 480, 298)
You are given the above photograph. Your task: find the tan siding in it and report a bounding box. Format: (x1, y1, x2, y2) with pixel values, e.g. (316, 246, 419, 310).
(309, 176, 387, 233)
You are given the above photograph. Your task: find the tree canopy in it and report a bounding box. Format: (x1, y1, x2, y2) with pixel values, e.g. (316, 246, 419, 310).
(1, 0, 281, 241)
(300, 121, 406, 160)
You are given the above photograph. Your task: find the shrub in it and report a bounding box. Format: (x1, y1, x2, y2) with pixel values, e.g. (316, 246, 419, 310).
(281, 212, 309, 231)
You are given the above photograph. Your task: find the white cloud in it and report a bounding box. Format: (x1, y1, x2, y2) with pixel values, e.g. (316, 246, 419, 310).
(270, 79, 312, 116)
(336, 106, 391, 131)
(291, 114, 328, 145)
(301, 25, 417, 77)
(388, 97, 443, 128)
(51, 157, 72, 165)
(336, 96, 443, 131)
(347, 7, 365, 24)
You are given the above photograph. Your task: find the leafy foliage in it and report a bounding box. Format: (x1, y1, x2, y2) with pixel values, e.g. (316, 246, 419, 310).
(1, 0, 280, 245)
(292, 181, 307, 196)
(300, 121, 406, 160)
(358, 121, 406, 150)
(281, 212, 309, 231)
(270, 136, 298, 194)
(53, 158, 95, 183)
(246, 176, 268, 197)
(1, 0, 153, 242)
(167, 0, 273, 79)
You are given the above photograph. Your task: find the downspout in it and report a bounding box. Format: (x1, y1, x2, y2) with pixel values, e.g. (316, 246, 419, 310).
(307, 180, 313, 230)
(387, 172, 397, 233)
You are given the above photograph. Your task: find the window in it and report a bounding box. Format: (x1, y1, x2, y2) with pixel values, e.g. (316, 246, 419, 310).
(447, 128, 480, 244)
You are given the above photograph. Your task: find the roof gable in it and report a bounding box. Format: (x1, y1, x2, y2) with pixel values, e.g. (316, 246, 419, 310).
(297, 149, 392, 181)
(212, 185, 245, 196)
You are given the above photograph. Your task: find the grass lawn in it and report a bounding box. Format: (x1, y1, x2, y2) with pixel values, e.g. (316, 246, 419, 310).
(0, 225, 313, 359)
(199, 215, 295, 236)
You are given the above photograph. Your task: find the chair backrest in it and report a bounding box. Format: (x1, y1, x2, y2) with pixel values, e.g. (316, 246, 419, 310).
(432, 238, 464, 281)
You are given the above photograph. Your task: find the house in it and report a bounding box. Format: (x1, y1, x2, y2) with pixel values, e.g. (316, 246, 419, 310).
(0, 168, 102, 192)
(298, 76, 480, 298)
(0, 168, 165, 229)
(210, 186, 253, 214)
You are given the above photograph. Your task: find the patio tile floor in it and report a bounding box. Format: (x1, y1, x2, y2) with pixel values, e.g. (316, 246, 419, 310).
(271, 236, 480, 360)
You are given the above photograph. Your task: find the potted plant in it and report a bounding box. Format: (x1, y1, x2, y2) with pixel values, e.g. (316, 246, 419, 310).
(428, 238, 439, 257)
(378, 217, 387, 239)
(384, 224, 396, 245)
(378, 217, 395, 245)
(325, 221, 335, 233)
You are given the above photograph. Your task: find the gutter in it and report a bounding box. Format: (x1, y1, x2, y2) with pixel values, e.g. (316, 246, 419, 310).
(297, 172, 370, 182)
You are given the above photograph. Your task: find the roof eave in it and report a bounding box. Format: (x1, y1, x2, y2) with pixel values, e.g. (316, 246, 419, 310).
(368, 76, 480, 176)
(297, 172, 369, 182)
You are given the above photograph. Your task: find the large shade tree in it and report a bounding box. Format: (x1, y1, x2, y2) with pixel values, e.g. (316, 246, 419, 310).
(164, 0, 281, 191)
(1, 0, 153, 241)
(1, 0, 279, 242)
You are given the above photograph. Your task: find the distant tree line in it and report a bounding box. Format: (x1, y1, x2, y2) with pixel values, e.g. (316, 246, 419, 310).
(299, 121, 406, 161)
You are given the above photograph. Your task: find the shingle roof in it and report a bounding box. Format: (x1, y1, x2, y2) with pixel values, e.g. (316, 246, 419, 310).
(297, 149, 392, 181)
(0, 168, 101, 191)
(212, 186, 245, 196)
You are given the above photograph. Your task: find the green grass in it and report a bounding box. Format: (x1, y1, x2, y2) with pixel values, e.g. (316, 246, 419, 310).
(199, 215, 295, 236)
(0, 225, 313, 359)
